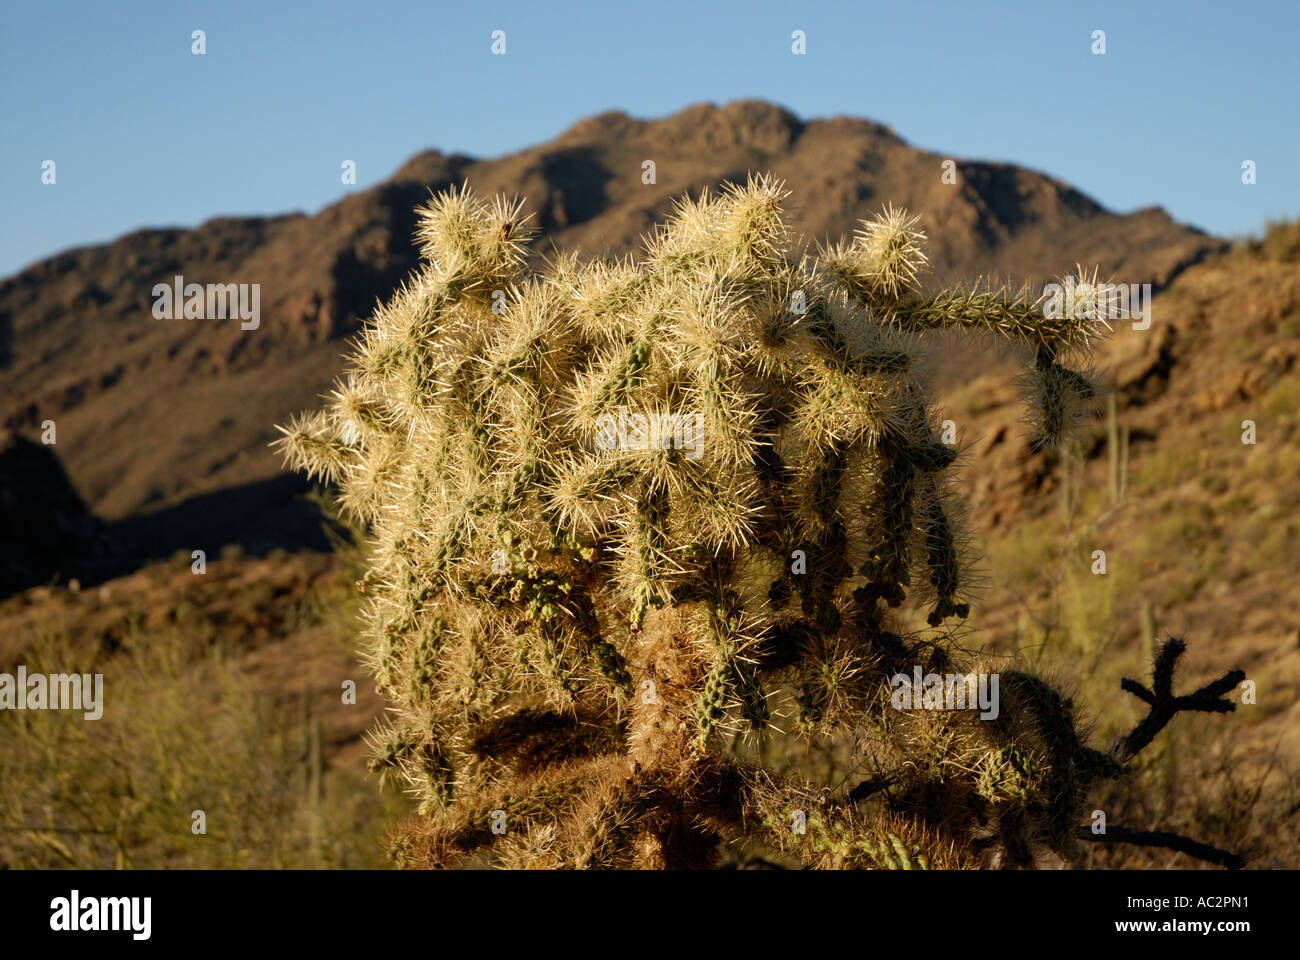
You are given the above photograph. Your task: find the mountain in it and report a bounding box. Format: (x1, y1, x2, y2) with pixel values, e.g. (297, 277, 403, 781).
(0, 430, 119, 595)
(0, 100, 1225, 567)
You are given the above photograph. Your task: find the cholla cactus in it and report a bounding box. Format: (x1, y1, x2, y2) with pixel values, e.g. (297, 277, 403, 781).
(276, 177, 1242, 869)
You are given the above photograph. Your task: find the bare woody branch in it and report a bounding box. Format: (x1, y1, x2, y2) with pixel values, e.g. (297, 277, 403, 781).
(1076, 825, 1245, 870)
(1111, 637, 1246, 764)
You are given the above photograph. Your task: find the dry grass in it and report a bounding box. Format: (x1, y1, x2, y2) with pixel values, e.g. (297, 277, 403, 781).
(0, 509, 410, 869)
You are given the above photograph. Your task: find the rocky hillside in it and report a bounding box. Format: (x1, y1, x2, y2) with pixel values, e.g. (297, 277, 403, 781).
(0, 101, 1223, 567)
(0, 430, 118, 595)
(929, 227, 1300, 867)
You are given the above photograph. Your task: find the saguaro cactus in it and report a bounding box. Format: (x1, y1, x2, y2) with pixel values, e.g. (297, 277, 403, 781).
(276, 177, 1244, 868)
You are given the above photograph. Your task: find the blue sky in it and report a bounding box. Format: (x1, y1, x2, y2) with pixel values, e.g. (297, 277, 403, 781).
(2, 0, 1296, 277)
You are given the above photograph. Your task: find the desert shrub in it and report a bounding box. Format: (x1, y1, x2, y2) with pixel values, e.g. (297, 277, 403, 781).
(0, 610, 402, 868)
(277, 178, 1246, 869)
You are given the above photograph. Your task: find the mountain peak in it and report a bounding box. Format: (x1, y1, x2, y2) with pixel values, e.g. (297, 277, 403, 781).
(557, 99, 806, 153)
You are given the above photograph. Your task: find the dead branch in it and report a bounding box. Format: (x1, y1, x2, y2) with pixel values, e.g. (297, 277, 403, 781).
(1076, 825, 1245, 869)
(1111, 637, 1245, 764)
